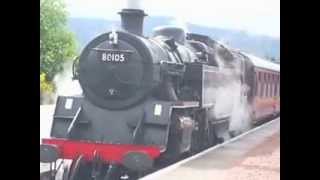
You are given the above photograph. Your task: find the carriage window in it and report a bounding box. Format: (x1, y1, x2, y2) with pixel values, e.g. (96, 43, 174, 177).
(257, 72, 262, 97)
(275, 75, 278, 96)
(268, 79, 271, 97)
(264, 80, 267, 98)
(255, 72, 258, 96)
(265, 84, 268, 98)
(272, 78, 274, 97)
(268, 74, 271, 97)
(273, 81, 278, 96)
(278, 75, 280, 96)
(266, 83, 269, 98)
(274, 75, 276, 97)
(266, 74, 270, 97)
(274, 74, 279, 96)
(258, 72, 261, 82)
(269, 74, 272, 83)
(266, 73, 268, 83)
(266, 81, 270, 97)
(270, 84, 272, 97)
(270, 74, 274, 97)
(276, 77, 280, 97)
(270, 74, 272, 97)
(261, 73, 265, 97)
(259, 76, 263, 97)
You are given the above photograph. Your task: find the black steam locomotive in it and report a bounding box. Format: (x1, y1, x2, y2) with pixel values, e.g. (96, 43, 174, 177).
(40, 8, 280, 180)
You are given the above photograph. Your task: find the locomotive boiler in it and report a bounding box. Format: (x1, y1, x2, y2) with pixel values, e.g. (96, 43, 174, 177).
(40, 8, 280, 180)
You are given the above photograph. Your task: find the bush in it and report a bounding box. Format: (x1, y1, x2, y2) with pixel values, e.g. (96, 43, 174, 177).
(40, 0, 77, 104)
(40, 73, 54, 93)
(40, 73, 55, 104)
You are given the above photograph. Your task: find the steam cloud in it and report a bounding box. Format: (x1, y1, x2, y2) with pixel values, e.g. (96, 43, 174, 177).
(207, 57, 252, 136)
(40, 61, 82, 105)
(53, 61, 82, 98)
(41, 92, 55, 105)
(169, 17, 190, 33)
(126, 0, 142, 9)
(222, 81, 251, 133)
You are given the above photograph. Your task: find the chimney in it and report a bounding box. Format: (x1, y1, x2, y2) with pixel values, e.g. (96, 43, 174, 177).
(118, 9, 147, 36)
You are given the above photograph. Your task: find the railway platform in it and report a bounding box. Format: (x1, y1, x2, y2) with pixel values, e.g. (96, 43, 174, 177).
(141, 118, 280, 180)
(40, 105, 55, 174)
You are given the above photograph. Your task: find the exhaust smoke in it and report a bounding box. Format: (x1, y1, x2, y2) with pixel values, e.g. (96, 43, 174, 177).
(126, 0, 143, 9)
(169, 17, 189, 33)
(53, 61, 82, 99)
(207, 55, 252, 135)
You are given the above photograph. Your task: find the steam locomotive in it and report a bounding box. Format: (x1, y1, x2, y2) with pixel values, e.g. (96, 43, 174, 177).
(40, 8, 280, 180)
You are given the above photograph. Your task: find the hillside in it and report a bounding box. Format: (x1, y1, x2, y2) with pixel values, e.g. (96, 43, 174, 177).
(68, 17, 280, 59)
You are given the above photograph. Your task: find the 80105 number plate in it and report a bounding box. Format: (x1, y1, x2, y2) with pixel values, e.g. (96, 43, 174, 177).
(93, 48, 133, 63)
(102, 52, 126, 62)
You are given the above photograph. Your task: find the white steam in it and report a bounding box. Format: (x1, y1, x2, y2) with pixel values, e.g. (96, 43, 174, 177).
(110, 24, 120, 32)
(207, 63, 252, 134)
(126, 0, 142, 9)
(53, 61, 82, 98)
(214, 52, 225, 69)
(227, 81, 251, 133)
(169, 17, 189, 33)
(40, 91, 55, 105)
(40, 61, 82, 105)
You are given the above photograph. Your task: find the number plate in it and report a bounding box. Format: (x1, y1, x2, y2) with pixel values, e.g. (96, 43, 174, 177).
(101, 52, 126, 63)
(93, 48, 133, 63)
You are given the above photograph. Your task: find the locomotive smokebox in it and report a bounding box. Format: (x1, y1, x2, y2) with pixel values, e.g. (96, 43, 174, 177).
(118, 9, 147, 36)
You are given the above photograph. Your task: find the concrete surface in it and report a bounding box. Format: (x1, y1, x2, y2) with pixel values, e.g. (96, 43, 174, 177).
(142, 118, 280, 180)
(40, 105, 55, 143)
(40, 105, 55, 173)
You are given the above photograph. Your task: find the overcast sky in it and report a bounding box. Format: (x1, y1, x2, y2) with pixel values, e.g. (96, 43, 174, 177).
(65, 0, 280, 38)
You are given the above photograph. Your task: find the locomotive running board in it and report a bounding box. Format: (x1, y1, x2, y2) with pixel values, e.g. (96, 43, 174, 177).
(172, 101, 199, 108)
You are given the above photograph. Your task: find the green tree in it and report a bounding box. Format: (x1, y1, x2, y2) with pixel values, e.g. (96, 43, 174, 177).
(40, 0, 76, 91)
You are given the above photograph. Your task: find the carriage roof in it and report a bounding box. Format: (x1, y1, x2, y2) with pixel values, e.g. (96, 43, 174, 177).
(241, 52, 280, 72)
